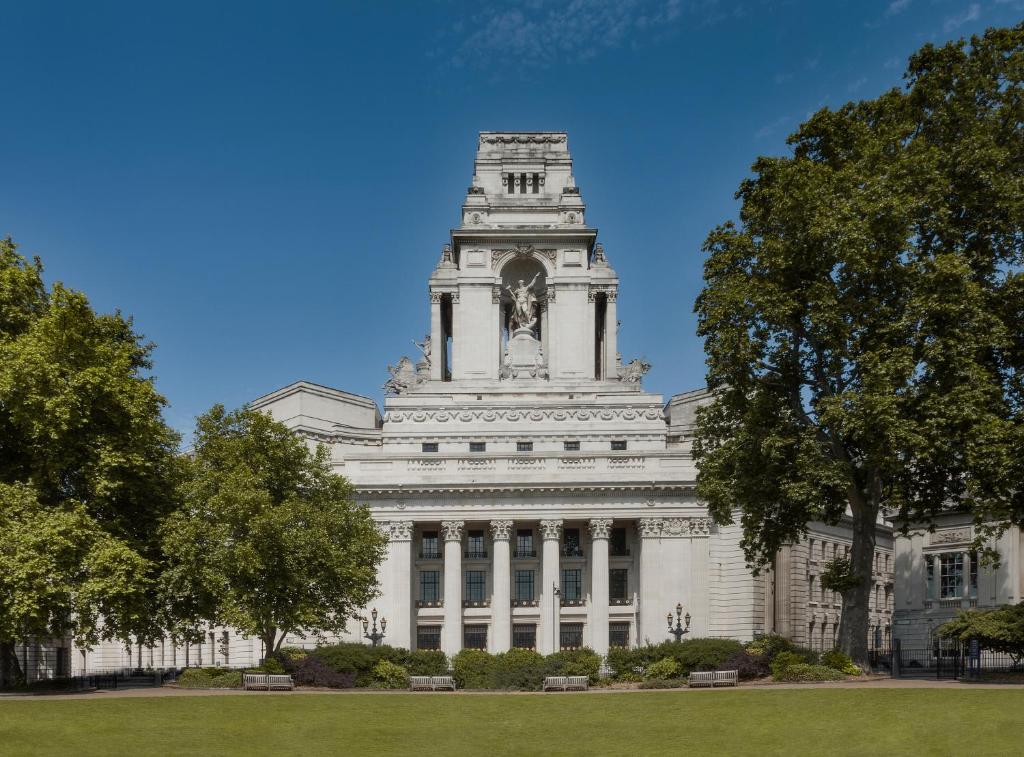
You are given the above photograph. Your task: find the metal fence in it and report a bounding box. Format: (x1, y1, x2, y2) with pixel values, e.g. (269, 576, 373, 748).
(885, 639, 1024, 680)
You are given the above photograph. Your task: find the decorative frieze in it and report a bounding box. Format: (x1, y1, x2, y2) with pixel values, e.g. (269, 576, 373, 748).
(441, 520, 464, 542)
(490, 520, 514, 541)
(931, 528, 971, 545)
(589, 518, 614, 540)
(384, 407, 663, 424)
(480, 133, 566, 145)
(491, 244, 557, 268)
(540, 519, 564, 540)
(637, 517, 712, 538)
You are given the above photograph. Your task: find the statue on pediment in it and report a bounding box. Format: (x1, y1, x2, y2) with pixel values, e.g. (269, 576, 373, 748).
(383, 357, 418, 395)
(619, 358, 651, 384)
(412, 335, 431, 366)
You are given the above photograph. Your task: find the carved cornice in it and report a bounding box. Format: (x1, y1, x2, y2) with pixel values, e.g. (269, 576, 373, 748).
(490, 519, 514, 541)
(492, 244, 557, 269)
(588, 518, 613, 540)
(931, 528, 972, 545)
(384, 407, 664, 424)
(356, 482, 696, 497)
(637, 517, 713, 538)
(441, 520, 464, 542)
(589, 285, 618, 303)
(637, 518, 663, 538)
(481, 133, 566, 145)
(540, 519, 563, 540)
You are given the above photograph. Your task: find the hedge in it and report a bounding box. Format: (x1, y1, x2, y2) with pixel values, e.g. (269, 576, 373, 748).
(606, 638, 744, 678)
(176, 668, 243, 689)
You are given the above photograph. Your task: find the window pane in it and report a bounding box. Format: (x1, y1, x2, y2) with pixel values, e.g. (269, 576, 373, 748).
(464, 625, 487, 650)
(610, 527, 627, 556)
(512, 624, 536, 649)
(515, 570, 535, 601)
(421, 531, 440, 559)
(470, 442, 486, 452)
(609, 622, 630, 648)
(417, 626, 441, 650)
(466, 530, 486, 558)
(515, 529, 534, 557)
(560, 622, 583, 650)
(611, 440, 627, 451)
(420, 571, 439, 602)
(563, 528, 582, 557)
(421, 442, 438, 453)
(563, 441, 580, 451)
(609, 569, 628, 601)
(465, 570, 486, 602)
(517, 441, 533, 452)
(561, 569, 582, 600)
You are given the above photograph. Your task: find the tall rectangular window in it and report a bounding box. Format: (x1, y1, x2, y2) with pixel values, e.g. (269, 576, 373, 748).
(560, 622, 584, 650)
(610, 527, 628, 556)
(561, 568, 582, 601)
(519, 171, 527, 194)
(531, 172, 539, 194)
(940, 553, 964, 599)
(515, 570, 535, 602)
(507, 172, 515, 193)
(420, 571, 440, 603)
(563, 528, 582, 557)
(609, 622, 630, 648)
(512, 624, 536, 649)
(515, 529, 534, 558)
(417, 626, 441, 650)
(466, 530, 486, 559)
(609, 568, 628, 601)
(970, 551, 978, 598)
(464, 625, 488, 650)
(465, 570, 486, 602)
(421, 531, 440, 559)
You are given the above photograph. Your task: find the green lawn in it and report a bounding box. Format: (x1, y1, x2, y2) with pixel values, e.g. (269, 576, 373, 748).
(1, 688, 1021, 756)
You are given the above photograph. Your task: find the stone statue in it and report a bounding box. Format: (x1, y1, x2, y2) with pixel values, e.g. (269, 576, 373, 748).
(619, 358, 651, 384)
(412, 335, 431, 366)
(505, 273, 541, 332)
(383, 356, 418, 395)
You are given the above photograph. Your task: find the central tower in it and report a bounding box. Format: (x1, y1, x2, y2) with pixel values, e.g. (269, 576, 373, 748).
(423, 131, 622, 388)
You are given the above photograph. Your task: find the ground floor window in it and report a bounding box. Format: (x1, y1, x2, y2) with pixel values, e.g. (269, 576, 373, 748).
(512, 624, 536, 650)
(560, 622, 584, 650)
(417, 626, 441, 650)
(609, 622, 630, 648)
(464, 625, 488, 650)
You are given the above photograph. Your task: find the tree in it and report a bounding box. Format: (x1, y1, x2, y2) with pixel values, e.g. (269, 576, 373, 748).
(0, 238, 181, 686)
(693, 25, 1024, 666)
(160, 405, 387, 658)
(938, 603, 1024, 666)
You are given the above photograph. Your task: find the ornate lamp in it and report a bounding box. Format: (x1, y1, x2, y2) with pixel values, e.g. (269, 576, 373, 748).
(667, 602, 691, 643)
(362, 608, 387, 647)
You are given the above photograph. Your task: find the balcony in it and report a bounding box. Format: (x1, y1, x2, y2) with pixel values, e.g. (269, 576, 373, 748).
(561, 546, 585, 558)
(464, 550, 489, 559)
(513, 549, 537, 559)
(415, 600, 443, 608)
(560, 598, 586, 607)
(419, 550, 442, 560)
(463, 599, 491, 608)
(610, 548, 631, 558)
(609, 597, 632, 606)
(512, 599, 539, 607)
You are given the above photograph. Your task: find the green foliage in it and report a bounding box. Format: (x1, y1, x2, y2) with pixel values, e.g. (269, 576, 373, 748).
(770, 652, 805, 678)
(639, 678, 686, 689)
(277, 647, 308, 662)
(543, 648, 602, 683)
(608, 638, 745, 679)
(492, 648, 547, 690)
(160, 405, 388, 655)
(744, 634, 817, 665)
(820, 559, 861, 594)
(644, 657, 680, 680)
(451, 649, 496, 690)
(311, 643, 408, 687)
(937, 602, 1024, 662)
(258, 657, 286, 674)
(820, 649, 861, 675)
(692, 24, 1024, 664)
(372, 659, 409, 689)
(405, 650, 449, 677)
(176, 668, 242, 689)
(773, 664, 845, 682)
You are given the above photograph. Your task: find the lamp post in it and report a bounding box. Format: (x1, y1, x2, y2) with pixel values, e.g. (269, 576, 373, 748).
(362, 608, 387, 647)
(667, 603, 691, 643)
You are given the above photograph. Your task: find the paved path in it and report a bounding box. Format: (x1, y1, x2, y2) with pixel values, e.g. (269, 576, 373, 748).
(3, 677, 1022, 701)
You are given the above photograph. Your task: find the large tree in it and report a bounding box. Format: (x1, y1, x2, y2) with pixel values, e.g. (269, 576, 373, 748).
(693, 25, 1024, 665)
(0, 238, 181, 685)
(160, 405, 387, 658)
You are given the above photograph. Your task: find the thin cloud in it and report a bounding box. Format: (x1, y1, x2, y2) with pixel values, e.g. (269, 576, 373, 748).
(943, 3, 980, 33)
(848, 76, 868, 93)
(885, 0, 911, 16)
(754, 115, 789, 141)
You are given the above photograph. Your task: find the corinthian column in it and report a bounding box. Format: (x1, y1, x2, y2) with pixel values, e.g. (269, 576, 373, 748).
(589, 518, 613, 655)
(442, 520, 464, 654)
(637, 518, 663, 646)
(540, 519, 563, 654)
(491, 520, 513, 652)
(380, 521, 413, 649)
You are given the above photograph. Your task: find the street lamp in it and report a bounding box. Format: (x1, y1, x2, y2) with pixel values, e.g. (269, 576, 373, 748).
(667, 603, 691, 643)
(362, 608, 387, 647)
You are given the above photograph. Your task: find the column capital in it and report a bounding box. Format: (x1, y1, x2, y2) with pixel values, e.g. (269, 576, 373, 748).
(377, 520, 413, 542)
(441, 520, 464, 542)
(539, 519, 563, 541)
(588, 518, 614, 540)
(637, 518, 663, 538)
(490, 520, 514, 541)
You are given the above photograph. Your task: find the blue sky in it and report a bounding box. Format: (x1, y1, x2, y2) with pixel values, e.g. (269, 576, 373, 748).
(1, 1, 1019, 437)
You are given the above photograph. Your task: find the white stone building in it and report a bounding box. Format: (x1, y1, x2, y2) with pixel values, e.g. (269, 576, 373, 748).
(41, 131, 894, 677)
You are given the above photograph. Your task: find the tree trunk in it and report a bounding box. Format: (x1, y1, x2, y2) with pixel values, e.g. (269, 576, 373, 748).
(260, 629, 279, 665)
(838, 500, 877, 669)
(1, 639, 26, 689)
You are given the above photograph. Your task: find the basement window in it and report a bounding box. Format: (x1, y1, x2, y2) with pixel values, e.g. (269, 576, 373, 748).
(470, 442, 486, 453)
(422, 443, 438, 453)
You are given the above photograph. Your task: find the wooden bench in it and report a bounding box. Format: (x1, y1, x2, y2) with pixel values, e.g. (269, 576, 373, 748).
(712, 670, 738, 687)
(268, 674, 295, 691)
(243, 673, 269, 691)
(409, 675, 456, 692)
(543, 676, 589, 691)
(687, 671, 715, 688)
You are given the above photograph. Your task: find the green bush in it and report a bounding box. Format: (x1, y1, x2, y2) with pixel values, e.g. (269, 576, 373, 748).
(312, 643, 408, 687)
(258, 657, 286, 674)
(820, 649, 860, 675)
(746, 635, 818, 665)
(208, 671, 242, 688)
(451, 649, 496, 689)
(608, 638, 744, 679)
(639, 678, 685, 689)
(544, 648, 602, 683)
(644, 657, 680, 680)
(773, 663, 845, 682)
(406, 649, 449, 676)
(770, 651, 805, 678)
(492, 648, 547, 690)
(176, 667, 241, 688)
(372, 659, 409, 689)
(176, 668, 213, 688)
(277, 646, 308, 662)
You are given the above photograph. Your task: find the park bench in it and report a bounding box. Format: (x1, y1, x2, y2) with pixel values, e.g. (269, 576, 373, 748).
(687, 671, 715, 688)
(543, 676, 589, 691)
(243, 673, 269, 691)
(409, 675, 456, 692)
(268, 674, 295, 691)
(712, 670, 738, 687)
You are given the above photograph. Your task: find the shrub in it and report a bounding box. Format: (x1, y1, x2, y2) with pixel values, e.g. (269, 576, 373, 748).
(773, 663, 844, 682)
(644, 657, 680, 680)
(746, 635, 817, 665)
(609, 638, 744, 679)
(452, 649, 496, 689)
(277, 646, 308, 662)
(492, 648, 547, 690)
(177, 667, 240, 688)
(208, 671, 242, 688)
(544, 648, 602, 683)
(820, 649, 860, 676)
(606, 646, 645, 679)
(406, 650, 449, 677)
(373, 659, 410, 689)
(639, 678, 685, 689)
(288, 655, 356, 688)
(312, 643, 408, 687)
(718, 650, 770, 680)
(176, 668, 213, 688)
(258, 657, 286, 674)
(770, 651, 805, 678)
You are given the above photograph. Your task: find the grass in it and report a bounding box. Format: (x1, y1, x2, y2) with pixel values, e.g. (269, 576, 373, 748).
(1, 688, 1022, 756)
